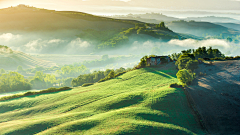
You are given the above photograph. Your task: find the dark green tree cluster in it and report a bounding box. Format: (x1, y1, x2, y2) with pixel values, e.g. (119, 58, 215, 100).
(29, 71, 57, 89)
(0, 72, 31, 93)
(71, 67, 128, 87)
(155, 22, 172, 32)
(193, 47, 224, 59)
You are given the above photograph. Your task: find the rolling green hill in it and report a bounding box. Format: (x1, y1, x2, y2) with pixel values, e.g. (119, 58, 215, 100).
(0, 5, 196, 50)
(0, 5, 137, 32)
(0, 63, 205, 134)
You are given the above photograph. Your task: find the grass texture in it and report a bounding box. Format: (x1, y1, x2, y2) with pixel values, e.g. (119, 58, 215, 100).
(0, 65, 204, 135)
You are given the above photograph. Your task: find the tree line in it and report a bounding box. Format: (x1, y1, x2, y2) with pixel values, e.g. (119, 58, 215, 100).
(71, 67, 130, 87)
(174, 47, 225, 87)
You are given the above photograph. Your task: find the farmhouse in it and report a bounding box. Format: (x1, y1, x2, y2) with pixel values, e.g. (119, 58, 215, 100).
(147, 56, 170, 66)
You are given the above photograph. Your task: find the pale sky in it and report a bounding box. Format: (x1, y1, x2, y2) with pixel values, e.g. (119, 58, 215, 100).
(0, 0, 240, 13)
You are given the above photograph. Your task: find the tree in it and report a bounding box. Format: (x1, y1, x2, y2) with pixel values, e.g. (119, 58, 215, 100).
(176, 69, 194, 87)
(62, 78, 73, 87)
(207, 47, 214, 58)
(0, 72, 31, 92)
(186, 60, 199, 72)
(30, 78, 46, 89)
(108, 70, 115, 79)
(138, 55, 148, 67)
(156, 22, 166, 28)
(17, 65, 24, 72)
(175, 55, 192, 70)
(44, 74, 56, 87)
(104, 69, 112, 77)
(34, 71, 45, 81)
(0, 68, 5, 74)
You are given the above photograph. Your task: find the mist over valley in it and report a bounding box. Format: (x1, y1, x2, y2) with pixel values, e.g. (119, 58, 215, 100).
(0, 3, 240, 135)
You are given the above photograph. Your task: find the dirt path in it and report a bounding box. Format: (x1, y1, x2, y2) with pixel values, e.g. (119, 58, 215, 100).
(186, 60, 240, 135)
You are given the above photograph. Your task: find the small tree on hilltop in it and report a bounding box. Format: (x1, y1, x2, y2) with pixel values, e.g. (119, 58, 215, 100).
(137, 55, 148, 68)
(176, 69, 193, 87)
(108, 70, 115, 79)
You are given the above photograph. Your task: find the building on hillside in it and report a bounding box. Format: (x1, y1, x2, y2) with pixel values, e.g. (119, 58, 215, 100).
(147, 56, 171, 66)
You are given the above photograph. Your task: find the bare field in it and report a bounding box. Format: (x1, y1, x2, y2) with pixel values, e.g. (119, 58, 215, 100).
(186, 60, 240, 135)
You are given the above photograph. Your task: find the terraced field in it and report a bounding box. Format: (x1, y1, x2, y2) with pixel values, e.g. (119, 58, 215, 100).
(0, 64, 205, 134)
(0, 50, 57, 70)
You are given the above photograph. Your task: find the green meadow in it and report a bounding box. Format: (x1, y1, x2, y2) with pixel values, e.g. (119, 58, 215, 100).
(0, 64, 204, 135)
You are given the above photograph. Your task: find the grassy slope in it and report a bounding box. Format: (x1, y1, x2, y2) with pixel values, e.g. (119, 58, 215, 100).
(0, 64, 204, 135)
(0, 6, 136, 32)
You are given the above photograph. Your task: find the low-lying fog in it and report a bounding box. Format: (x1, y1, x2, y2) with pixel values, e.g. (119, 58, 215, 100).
(1, 32, 239, 57)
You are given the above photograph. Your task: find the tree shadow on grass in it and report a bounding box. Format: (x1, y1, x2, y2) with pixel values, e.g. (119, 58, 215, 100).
(142, 68, 176, 79)
(102, 95, 144, 110)
(5, 120, 99, 135)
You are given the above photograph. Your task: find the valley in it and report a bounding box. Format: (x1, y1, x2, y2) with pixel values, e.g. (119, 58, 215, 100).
(0, 3, 240, 135)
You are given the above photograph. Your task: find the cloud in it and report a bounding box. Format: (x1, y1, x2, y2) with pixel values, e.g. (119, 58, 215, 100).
(48, 39, 64, 44)
(24, 39, 45, 52)
(168, 39, 230, 48)
(68, 38, 90, 48)
(0, 33, 21, 41)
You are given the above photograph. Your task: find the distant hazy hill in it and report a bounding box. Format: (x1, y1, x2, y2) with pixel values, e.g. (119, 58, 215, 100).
(111, 13, 179, 22)
(166, 20, 240, 37)
(216, 23, 240, 31)
(185, 16, 240, 23)
(0, 45, 57, 70)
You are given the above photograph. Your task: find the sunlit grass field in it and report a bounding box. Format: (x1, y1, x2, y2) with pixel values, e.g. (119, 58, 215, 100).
(0, 65, 204, 135)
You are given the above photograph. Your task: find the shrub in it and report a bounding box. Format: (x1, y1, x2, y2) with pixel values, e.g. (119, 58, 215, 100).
(0, 87, 72, 101)
(115, 71, 126, 78)
(234, 56, 240, 59)
(98, 77, 110, 83)
(82, 83, 94, 87)
(176, 69, 194, 87)
(210, 57, 224, 61)
(224, 57, 234, 60)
